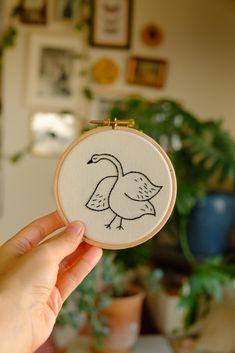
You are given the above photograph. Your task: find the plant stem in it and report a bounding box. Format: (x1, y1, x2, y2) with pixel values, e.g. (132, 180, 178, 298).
(179, 216, 196, 266)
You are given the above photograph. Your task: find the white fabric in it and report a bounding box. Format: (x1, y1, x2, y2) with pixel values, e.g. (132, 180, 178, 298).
(57, 129, 175, 248)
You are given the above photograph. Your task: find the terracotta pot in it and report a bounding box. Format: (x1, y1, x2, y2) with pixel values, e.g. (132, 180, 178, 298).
(91, 287, 145, 353)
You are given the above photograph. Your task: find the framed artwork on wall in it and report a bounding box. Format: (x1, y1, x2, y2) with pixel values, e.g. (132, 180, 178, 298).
(19, 0, 48, 24)
(30, 111, 77, 156)
(53, 0, 80, 22)
(90, 0, 132, 48)
(26, 33, 81, 109)
(90, 94, 122, 120)
(126, 56, 167, 88)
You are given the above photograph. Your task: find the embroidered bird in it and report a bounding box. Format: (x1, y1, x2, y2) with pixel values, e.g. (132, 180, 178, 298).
(86, 153, 163, 230)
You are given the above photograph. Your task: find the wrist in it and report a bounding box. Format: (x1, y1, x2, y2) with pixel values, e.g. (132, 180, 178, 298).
(0, 289, 30, 353)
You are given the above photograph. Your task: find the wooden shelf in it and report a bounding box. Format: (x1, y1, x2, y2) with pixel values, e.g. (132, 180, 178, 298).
(65, 335, 174, 353)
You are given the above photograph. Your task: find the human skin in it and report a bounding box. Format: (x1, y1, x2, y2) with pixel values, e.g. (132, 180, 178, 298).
(0, 211, 103, 353)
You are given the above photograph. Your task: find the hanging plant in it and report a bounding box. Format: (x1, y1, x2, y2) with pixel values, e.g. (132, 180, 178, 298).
(0, 3, 23, 71)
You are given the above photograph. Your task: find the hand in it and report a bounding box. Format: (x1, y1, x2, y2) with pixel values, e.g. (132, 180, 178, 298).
(0, 211, 102, 353)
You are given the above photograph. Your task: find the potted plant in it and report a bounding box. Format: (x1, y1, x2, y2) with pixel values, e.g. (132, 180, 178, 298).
(109, 97, 235, 262)
(138, 255, 235, 338)
(139, 266, 187, 335)
(179, 256, 235, 329)
(106, 97, 235, 337)
(56, 254, 145, 353)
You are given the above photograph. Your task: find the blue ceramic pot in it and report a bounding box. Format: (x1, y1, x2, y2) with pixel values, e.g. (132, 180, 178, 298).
(187, 192, 235, 258)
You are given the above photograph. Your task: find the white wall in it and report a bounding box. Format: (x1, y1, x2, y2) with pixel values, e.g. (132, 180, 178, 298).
(1, 31, 59, 240)
(132, 0, 235, 134)
(1, 0, 235, 242)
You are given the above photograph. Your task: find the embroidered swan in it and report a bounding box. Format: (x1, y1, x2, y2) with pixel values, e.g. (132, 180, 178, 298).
(86, 153, 163, 230)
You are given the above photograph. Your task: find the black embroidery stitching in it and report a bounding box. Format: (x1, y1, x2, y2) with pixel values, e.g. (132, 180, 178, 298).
(85, 153, 163, 230)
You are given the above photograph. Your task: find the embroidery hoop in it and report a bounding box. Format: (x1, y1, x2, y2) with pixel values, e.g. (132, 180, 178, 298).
(54, 119, 177, 249)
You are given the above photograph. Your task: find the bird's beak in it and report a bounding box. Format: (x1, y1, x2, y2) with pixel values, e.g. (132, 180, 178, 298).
(87, 158, 93, 164)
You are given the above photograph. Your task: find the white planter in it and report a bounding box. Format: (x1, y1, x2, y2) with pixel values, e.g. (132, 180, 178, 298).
(146, 290, 185, 335)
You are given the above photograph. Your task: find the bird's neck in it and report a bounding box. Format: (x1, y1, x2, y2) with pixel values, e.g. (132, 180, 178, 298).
(101, 154, 124, 177)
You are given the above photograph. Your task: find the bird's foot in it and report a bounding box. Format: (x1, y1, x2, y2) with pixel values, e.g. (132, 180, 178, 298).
(116, 225, 124, 230)
(105, 224, 112, 229)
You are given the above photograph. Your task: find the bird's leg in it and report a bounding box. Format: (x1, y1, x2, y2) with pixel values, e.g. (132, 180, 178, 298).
(105, 215, 117, 229)
(116, 217, 124, 230)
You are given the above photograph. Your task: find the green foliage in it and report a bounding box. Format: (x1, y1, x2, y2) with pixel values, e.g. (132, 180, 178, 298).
(9, 143, 33, 163)
(0, 0, 22, 68)
(0, 26, 18, 71)
(114, 237, 155, 269)
(110, 98, 235, 213)
(58, 255, 128, 349)
(0, 1, 91, 76)
(10, 151, 24, 163)
(109, 95, 235, 333)
(109, 98, 235, 263)
(75, 0, 92, 32)
(179, 256, 235, 328)
(185, 120, 235, 187)
(1, 26, 18, 49)
(145, 268, 164, 292)
(82, 87, 93, 100)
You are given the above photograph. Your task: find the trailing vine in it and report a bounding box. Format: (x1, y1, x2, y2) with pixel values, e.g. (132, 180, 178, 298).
(0, 0, 92, 81)
(0, 0, 94, 162)
(0, 2, 28, 70)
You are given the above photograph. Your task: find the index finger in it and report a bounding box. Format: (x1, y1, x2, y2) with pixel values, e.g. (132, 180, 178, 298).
(4, 211, 65, 255)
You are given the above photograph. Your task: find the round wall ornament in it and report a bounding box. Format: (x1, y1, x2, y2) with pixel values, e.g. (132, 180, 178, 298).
(92, 58, 119, 84)
(54, 120, 177, 249)
(140, 22, 163, 47)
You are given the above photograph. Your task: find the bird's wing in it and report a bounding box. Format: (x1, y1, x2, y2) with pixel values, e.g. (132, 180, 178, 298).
(139, 201, 156, 217)
(124, 172, 162, 201)
(86, 176, 117, 211)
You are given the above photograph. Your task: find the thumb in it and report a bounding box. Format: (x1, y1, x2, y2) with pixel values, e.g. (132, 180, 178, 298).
(41, 221, 85, 263)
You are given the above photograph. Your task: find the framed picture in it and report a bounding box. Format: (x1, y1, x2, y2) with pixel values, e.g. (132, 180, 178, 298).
(90, 94, 122, 120)
(90, 0, 132, 48)
(26, 34, 81, 109)
(126, 56, 167, 88)
(30, 111, 77, 156)
(53, 0, 80, 22)
(19, 0, 47, 24)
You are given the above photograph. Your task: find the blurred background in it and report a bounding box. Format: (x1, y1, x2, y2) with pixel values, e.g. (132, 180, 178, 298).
(1, 1, 235, 353)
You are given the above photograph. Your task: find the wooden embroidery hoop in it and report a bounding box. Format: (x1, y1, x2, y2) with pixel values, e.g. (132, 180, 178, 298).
(54, 119, 177, 249)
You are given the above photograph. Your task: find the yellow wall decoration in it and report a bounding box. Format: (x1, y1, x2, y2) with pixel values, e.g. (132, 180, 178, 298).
(92, 58, 119, 84)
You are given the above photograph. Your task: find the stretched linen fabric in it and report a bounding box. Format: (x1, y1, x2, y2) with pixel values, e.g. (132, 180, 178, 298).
(55, 127, 176, 249)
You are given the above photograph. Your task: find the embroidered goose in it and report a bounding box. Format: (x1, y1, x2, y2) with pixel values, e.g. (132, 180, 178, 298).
(86, 153, 163, 230)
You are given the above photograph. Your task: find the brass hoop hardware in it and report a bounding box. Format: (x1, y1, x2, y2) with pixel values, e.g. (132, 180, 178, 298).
(89, 119, 135, 128)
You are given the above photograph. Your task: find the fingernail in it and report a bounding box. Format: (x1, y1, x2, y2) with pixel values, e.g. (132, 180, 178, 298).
(66, 221, 84, 236)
